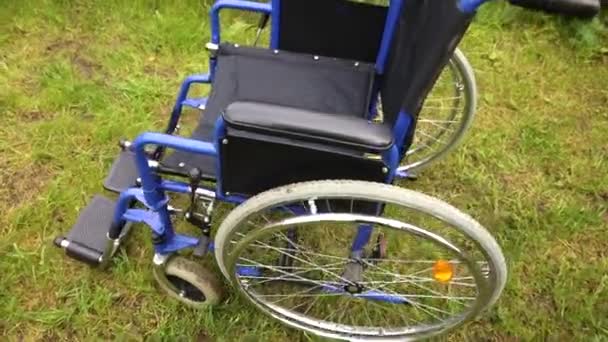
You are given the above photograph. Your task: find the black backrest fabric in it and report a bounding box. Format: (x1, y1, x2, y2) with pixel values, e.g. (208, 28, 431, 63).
(380, 0, 474, 125)
(209, 44, 376, 118)
(278, 0, 387, 63)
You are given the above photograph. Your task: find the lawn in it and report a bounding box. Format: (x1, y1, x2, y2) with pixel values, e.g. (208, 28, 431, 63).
(1, 0, 607, 341)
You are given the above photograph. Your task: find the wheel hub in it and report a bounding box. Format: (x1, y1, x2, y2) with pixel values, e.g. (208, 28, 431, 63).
(344, 283, 364, 294)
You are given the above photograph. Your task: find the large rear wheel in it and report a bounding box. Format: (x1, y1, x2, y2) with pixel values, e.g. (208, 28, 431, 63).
(398, 48, 477, 174)
(214, 180, 506, 341)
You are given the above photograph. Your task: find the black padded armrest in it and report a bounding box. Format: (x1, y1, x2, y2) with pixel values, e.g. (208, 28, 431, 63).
(222, 101, 394, 152)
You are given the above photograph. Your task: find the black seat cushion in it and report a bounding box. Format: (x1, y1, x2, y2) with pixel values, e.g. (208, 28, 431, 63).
(223, 101, 393, 152)
(163, 44, 376, 176)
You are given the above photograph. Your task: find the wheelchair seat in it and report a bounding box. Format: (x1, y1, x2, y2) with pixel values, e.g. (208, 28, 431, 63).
(163, 43, 377, 177)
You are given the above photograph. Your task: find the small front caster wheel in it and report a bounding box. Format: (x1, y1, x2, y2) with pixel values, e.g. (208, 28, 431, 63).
(154, 256, 223, 308)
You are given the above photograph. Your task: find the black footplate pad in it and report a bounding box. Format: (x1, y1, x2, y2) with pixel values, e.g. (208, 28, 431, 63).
(57, 195, 116, 265)
(104, 150, 139, 193)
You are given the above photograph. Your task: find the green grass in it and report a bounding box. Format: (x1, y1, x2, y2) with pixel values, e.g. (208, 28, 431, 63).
(1, 0, 607, 340)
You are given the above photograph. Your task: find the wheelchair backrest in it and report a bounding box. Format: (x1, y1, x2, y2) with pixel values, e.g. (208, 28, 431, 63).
(379, 0, 474, 125)
(276, 0, 474, 126)
(276, 0, 387, 63)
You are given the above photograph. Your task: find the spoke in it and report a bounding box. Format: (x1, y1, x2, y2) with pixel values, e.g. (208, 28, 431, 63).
(302, 291, 324, 316)
(246, 239, 355, 286)
(360, 259, 465, 301)
(248, 240, 352, 264)
(407, 299, 444, 321)
(364, 258, 459, 264)
(416, 130, 447, 145)
(336, 300, 349, 325)
(363, 301, 375, 326)
(264, 284, 325, 306)
(361, 275, 476, 288)
(409, 140, 434, 151)
(246, 221, 264, 230)
(323, 305, 340, 322)
(425, 96, 463, 103)
(418, 119, 460, 124)
(368, 280, 449, 321)
(260, 214, 272, 224)
(260, 292, 344, 299)
(240, 260, 348, 287)
(239, 275, 342, 286)
(237, 264, 344, 272)
(239, 257, 342, 290)
(418, 120, 458, 132)
(361, 273, 475, 312)
(359, 277, 446, 321)
(364, 298, 411, 326)
(406, 298, 455, 316)
(272, 231, 315, 264)
(365, 292, 475, 301)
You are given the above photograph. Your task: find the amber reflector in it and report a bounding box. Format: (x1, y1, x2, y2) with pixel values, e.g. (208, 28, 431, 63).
(432, 259, 454, 283)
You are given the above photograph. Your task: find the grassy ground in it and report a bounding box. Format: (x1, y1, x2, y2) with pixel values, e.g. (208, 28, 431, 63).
(1, 0, 607, 340)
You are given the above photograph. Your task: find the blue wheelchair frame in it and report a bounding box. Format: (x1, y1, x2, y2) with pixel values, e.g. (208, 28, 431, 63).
(110, 0, 489, 303)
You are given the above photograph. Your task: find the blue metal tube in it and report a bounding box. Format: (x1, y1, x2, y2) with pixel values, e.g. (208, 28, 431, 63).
(393, 111, 413, 159)
(375, 0, 405, 74)
(270, 0, 280, 49)
(129, 133, 218, 252)
(351, 224, 374, 253)
(354, 290, 410, 304)
(160, 180, 197, 194)
(166, 74, 210, 134)
(132, 133, 217, 202)
(458, 0, 491, 13)
(208, 1, 272, 80)
(110, 188, 140, 238)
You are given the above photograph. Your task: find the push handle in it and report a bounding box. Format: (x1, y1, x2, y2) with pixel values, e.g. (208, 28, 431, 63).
(509, 0, 601, 18)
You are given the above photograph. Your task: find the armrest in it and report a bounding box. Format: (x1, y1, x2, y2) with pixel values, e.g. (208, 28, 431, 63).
(223, 101, 394, 152)
(166, 74, 212, 134)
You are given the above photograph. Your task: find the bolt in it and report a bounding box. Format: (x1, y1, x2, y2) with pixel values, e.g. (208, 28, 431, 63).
(222, 139, 229, 145)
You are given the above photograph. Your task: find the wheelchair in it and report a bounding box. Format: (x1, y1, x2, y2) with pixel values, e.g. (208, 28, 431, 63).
(53, 0, 599, 340)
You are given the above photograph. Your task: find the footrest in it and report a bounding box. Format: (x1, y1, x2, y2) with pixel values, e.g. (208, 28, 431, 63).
(54, 195, 116, 266)
(104, 150, 139, 193)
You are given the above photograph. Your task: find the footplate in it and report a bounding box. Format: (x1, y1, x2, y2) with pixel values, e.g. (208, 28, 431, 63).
(104, 150, 139, 193)
(54, 195, 123, 267)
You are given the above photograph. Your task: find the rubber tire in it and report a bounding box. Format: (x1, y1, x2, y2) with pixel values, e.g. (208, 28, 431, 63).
(215, 180, 507, 311)
(154, 256, 224, 308)
(401, 48, 478, 173)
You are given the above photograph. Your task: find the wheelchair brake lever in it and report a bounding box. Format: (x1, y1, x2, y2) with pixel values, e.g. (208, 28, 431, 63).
(186, 168, 213, 257)
(187, 168, 202, 217)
